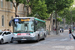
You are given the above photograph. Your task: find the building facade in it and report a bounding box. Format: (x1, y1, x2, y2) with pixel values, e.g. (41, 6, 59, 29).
(45, 16, 53, 32)
(0, 0, 27, 31)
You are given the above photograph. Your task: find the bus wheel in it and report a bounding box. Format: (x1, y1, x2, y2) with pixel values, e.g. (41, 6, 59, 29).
(36, 35, 40, 42)
(42, 34, 46, 40)
(10, 38, 13, 43)
(18, 41, 21, 43)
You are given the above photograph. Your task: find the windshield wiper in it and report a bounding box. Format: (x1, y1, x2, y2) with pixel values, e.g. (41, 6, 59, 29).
(15, 31, 21, 33)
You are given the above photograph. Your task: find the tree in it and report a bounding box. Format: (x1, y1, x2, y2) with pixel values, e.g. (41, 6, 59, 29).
(55, 0, 73, 34)
(45, 0, 73, 34)
(22, 0, 49, 18)
(57, 17, 62, 22)
(58, 8, 70, 29)
(58, 7, 75, 29)
(22, 0, 26, 16)
(71, 8, 75, 22)
(66, 7, 75, 29)
(6, 0, 23, 17)
(29, 0, 49, 19)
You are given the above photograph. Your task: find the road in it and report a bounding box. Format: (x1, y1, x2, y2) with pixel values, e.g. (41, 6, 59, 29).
(0, 30, 75, 50)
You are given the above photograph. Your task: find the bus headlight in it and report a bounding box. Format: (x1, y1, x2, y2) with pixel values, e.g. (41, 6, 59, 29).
(30, 34, 35, 37)
(13, 34, 17, 38)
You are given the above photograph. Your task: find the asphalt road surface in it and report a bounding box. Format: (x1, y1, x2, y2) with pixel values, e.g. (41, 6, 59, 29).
(0, 30, 75, 50)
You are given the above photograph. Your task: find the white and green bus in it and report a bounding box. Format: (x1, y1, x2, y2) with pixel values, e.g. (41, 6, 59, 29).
(9, 17, 46, 43)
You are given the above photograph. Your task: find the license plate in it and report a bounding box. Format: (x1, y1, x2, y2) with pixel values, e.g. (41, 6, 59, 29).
(21, 39, 27, 40)
(21, 33, 26, 36)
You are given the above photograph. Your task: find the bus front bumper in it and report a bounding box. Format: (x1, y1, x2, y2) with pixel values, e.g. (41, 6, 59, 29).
(13, 37, 38, 41)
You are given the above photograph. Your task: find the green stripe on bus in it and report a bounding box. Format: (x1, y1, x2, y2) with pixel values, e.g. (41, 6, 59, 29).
(35, 18, 45, 23)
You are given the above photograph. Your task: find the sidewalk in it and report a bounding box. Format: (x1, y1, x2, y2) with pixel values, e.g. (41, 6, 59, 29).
(47, 31, 61, 36)
(47, 30, 69, 37)
(47, 29, 75, 39)
(47, 31, 60, 38)
(48, 29, 69, 35)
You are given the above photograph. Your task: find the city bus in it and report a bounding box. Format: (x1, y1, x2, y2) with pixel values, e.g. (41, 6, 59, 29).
(9, 17, 47, 43)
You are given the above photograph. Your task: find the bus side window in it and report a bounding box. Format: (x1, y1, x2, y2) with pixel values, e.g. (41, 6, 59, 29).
(34, 21, 38, 25)
(25, 24, 27, 26)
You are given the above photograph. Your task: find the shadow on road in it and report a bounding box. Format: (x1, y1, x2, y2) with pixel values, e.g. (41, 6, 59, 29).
(12, 39, 45, 44)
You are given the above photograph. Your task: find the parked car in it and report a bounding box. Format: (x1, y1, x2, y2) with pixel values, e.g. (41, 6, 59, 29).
(0, 31, 13, 44)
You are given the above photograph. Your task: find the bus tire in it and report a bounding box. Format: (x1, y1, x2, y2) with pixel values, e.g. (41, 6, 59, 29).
(18, 41, 21, 43)
(42, 34, 46, 40)
(10, 38, 13, 43)
(36, 35, 40, 42)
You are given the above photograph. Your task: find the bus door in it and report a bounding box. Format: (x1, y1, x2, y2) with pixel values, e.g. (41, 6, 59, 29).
(40, 28, 44, 38)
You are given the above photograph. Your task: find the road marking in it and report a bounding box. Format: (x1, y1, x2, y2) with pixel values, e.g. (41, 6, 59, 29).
(60, 38, 68, 41)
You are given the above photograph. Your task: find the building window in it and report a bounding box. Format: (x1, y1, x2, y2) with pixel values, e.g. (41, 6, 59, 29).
(1, 0, 3, 8)
(10, 2, 13, 9)
(18, 6, 19, 11)
(2, 15, 4, 26)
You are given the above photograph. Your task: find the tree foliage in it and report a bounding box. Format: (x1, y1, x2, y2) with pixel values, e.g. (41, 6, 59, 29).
(71, 7, 75, 22)
(6, 0, 49, 19)
(6, 0, 24, 17)
(58, 7, 75, 24)
(46, 0, 73, 13)
(29, 0, 49, 19)
(6, 0, 23, 7)
(45, 0, 73, 34)
(57, 17, 62, 22)
(58, 8, 70, 24)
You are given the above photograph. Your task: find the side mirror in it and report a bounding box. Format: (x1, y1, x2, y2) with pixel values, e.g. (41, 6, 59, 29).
(9, 20, 12, 26)
(9, 19, 14, 26)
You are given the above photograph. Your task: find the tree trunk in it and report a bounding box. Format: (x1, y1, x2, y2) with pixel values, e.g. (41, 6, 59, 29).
(63, 17, 65, 29)
(27, 0, 29, 17)
(70, 11, 72, 29)
(27, 6, 29, 17)
(49, 13, 53, 35)
(23, 0, 26, 17)
(55, 10, 58, 35)
(15, 7, 17, 17)
(23, 6, 25, 17)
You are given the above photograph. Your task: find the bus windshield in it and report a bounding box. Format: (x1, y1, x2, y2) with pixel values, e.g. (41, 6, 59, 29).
(14, 21, 34, 33)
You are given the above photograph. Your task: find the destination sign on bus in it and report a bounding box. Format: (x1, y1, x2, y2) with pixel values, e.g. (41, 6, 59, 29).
(14, 19, 19, 22)
(21, 19, 30, 21)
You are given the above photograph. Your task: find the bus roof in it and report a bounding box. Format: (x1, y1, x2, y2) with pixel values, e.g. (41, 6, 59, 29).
(34, 18, 45, 23)
(13, 17, 45, 23)
(13, 17, 34, 19)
